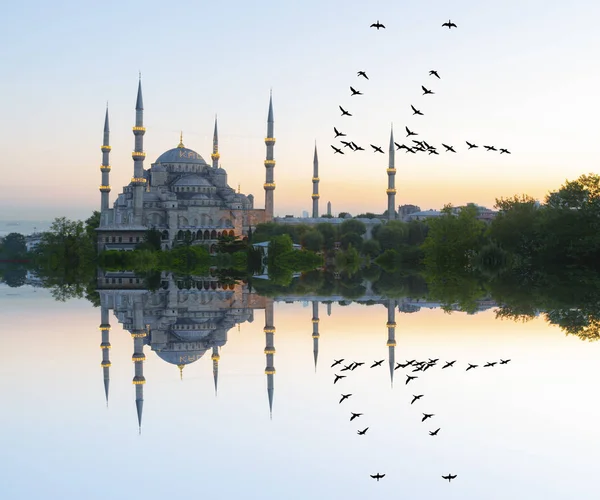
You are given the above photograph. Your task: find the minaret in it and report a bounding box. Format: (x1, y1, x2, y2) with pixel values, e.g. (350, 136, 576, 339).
(311, 144, 320, 218)
(211, 115, 220, 169)
(311, 301, 320, 371)
(131, 76, 147, 225)
(131, 296, 146, 433)
(264, 300, 276, 418)
(211, 346, 220, 396)
(99, 305, 111, 406)
(386, 124, 397, 221)
(99, 106, 111, 212)
(264, 92, 276, 221)
(386, 299, 397, 387)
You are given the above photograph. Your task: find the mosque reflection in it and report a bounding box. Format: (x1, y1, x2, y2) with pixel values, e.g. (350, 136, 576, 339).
(97, 271, 496, 432)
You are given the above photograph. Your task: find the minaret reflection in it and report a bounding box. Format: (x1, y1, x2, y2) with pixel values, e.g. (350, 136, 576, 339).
(99, 304, 111, 406)
(312, 301, 320, 372)
(131, 295, 147, 433)
(264, 300, 276, 419)
(386, 299, 397, 388)
(212, 346, 219, 396)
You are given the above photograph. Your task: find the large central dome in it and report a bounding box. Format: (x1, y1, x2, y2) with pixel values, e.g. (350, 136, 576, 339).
(155, 146, 208, 165)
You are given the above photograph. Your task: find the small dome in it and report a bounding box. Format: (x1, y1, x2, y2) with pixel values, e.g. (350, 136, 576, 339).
(173, 174, 213, 187)
(155, 147, 208, 165)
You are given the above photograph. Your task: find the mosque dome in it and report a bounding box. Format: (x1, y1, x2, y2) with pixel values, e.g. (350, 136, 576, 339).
(155, 348, 208, 366)
(155, 147, 209, 165)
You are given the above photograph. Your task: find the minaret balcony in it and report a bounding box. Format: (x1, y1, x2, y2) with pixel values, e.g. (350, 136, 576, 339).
(264, 327, 276, 333)
(211, 152, 220, 160)
(312, 177, 320, 182)
(265, 368, 276, 375)
(101, 361, 112, 368)
(312, 334, 320, 339)
(100, 342, 111, 349)
(132, 151, 146, 159)
(386, 188, 397, 195)
(131, 177, 147, 184)
(387, 168, 397, 174)
(132, 126, 146, 133)
(386, 321, 397, 327)
(387, 340, 397, 347)
(312, 318, 320, 323)
(264, 182, 276, 190)
(99, 185, 111, 192)
(264, 348, 276, 355)
(100, 165, 111, 171)
(264, 160, 276, 166)
(130, 331, 147, 338)
(99, 324, 111, 331)
(211, 354, 220, 361)
(311, 194, 320, 200)
(132, 354, 146, 362)
(101, 145, 112, 152)
(132, 376, 146, 385)
(264, 137, 276, 144)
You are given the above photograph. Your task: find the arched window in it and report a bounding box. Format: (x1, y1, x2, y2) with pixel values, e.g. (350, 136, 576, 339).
(161, 230, 169, 240)
(204, 230, 210, 240)
(177, 230, 184, 240)
(210, 230, 217, 239)
(228, 230, 235, 237)
(196, 230, 203, 240)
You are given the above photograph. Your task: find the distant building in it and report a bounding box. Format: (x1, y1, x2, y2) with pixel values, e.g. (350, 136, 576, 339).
(327, 201, 332, 216)
(302, 210, 309, 218)
(398, 204, 421, 222)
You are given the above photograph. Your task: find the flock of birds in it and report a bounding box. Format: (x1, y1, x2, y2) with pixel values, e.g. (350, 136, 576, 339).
(330, 19, 511, 158)
(331, 356, 512, 484)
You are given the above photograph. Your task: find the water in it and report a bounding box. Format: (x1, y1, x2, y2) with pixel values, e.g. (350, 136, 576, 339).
(0, 220, 52, 238)
(1, 280, 599, 499)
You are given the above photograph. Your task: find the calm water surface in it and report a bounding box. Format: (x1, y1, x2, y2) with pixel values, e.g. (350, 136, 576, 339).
(1, 281, 599, 499)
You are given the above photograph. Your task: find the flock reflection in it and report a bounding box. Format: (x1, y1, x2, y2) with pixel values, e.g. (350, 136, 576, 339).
(97, 272, 497, 432)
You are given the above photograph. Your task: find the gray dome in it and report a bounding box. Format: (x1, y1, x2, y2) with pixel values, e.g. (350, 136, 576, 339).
(155, 147, 208, 165)
(173, 174, 213, 187)
(155, 349, 208, 365)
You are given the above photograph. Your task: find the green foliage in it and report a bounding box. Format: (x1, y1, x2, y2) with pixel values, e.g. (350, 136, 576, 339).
(334, 245, 360, 276)
(140, 229, 163, 251)
(339, 219, 366, 236)
(374, 220, 408, 251)
(361, 239, 381, 258)
(301, 229, 324, 252)
(340, 232, 363, 251)
(315, 223, 338, 250)
(0, 232, 27, 258)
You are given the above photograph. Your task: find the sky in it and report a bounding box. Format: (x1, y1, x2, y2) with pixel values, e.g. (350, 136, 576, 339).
(2, 0, 600, 220)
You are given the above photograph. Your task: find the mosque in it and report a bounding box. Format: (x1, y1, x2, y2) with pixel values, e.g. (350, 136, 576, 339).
(96, 78, 276, 251)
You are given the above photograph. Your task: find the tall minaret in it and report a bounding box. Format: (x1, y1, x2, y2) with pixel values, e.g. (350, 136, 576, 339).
(386, 299, 397, 387)
(311, 144, 320, 218)
(211, 115, 220, 169)
(131, 76, 147, 225)
(131, 296, 146, 433)
(99, 106, 111, 212)
(264, 92, 276, 221)
(386, 124, 397, 221)
(311, 301, 320, 371)
(211, 346, 220, 396)
(264, 300, 276, 418)
(99, 305, 111, 406)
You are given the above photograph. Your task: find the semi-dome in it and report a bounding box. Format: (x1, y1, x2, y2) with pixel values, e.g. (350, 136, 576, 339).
(155, 348, 208, 365)
(155, 147, 208, 165)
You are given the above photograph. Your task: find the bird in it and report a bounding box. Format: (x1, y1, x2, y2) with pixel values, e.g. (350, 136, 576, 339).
(371, 144, 384, 153)
(466, 363, 478, 371)
(351, 361, 365, 370)
(405, 126, 418, 137)
(412, 365, 424, 373)
(411, 105, 424, 116)
(406, 375, 418, 384)
(429, 358, 439, 363)
(466, 141, 478, 149)
(331, 359, 344, 367)
(341, 363, 354, 372)
(350, 86, 363, 96)
(428, 149, 439, 155)
(411, 394, 424, 404)
(339, 393, 352, 404)
(370, 20, 385, 30)
(500, 148, 511, 154)
(330, 145, 344, 155)
(352, 142, 365, 151)
(405, 147, 416, 154)
(334, 127, 346, 138)
(350, 412, 363, 421)
(371, 360, 384, 368)
(429, 428, 441, 436)
(395, 142, 409, 151)
(340, 140, 353, 149)
(442, 474, 457, 482)
(357, 71, 369, 80)
(442, 143, 456, 153)
(422, 413, 434, 422)
(442, 360, 456, 369)
(429, 70, 441, 79)
(484, 145, 497, 151)
(422, 85, 435, 95)
(442, 20, 458, 29)
(484, 362, 497, 368)
(339, 105, 352, 117)
(370, 473, 385, 481)
(357, 427, 369, 435)
(500, 359, 511, 365)
(334, 374, 346, 384)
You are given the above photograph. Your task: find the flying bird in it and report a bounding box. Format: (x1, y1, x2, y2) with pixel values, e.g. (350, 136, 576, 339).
(351, 141, 365, 151)
(350, 412, 363, 421)
(466, 141, 478, 149)
(331, 145, 344, 155)
(357, 71, 369, 80)
(442, 360, 456, 369)
(442, 20, 458, 29)
(500, 148, 511, 154)
(371, 360, 384, 368)
(334, 127, 346, 138)
(339, 393, 352, 404)
(429, 428, 441, 436)
(357, 427, 369, 435)
(484, 362, 497, 367)
(442, 474, 457, 482)
(442, 143, 456, 153)
(422, 86, 434, 95)
(411, 394, 424, 404)
(429, 70, 441, 79)
(466, 363, 478, 371)
(351, 362, 364, 370)
(350, 86, 363, 96)
(370, 473, 385, 481)
(500, 359, 511, 365)
(371, 144, 384, 153)
(428, 149, 439, 155)
(334, 374, 346, 384)
(406, 375, 418, 385)
(395, 142, 409, 151)
(405, 126, 418, 137)
(484, 145, 497, 151)
(341, 363, 354, 372)
(411, 105, 424, 116)
(422, 413, 435, 422)
(429, 358, 439, 363)
(340, 140, 353, 149)
(370, 20, 385, 30)
(339, 106, 352, 117)
(331, 359, 344, 367)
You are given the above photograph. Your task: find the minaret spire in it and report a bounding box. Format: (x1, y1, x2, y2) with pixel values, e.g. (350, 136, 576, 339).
(99, 305, 111, 406)
(211, 346, 220, 396)
(131, 296, 146, 433)
(99, 106, 111, 212)
(264, 300, 276, 418)
(386, 124, 397, 221)
(131, 76, 147, 225)
(264, 92, 276, 221)
(211, 115, 220, 169)
(312, 301, 320, 371)
(386, 300, 397, 388)
(311, 144, 320, 218)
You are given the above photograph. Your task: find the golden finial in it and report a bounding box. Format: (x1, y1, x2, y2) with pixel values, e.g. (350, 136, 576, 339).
(177, 364, 185, 380)
(178, 131, 184, 148)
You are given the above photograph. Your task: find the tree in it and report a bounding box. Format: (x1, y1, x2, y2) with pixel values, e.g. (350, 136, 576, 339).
(301, 230, 324, 252)
(315, 223, 337, 250)
(0, 233, 27, 258)
(140, 228, 163, 251)
(339, 219, 366, 236)
(361, 239, 381, 258)
(375, 220, 408, 251)
(340, 232, 363, 251)
(84, 211, 101, 244)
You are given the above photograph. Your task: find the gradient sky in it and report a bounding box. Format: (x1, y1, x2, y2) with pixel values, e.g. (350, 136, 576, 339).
(2, 0, 600, 220)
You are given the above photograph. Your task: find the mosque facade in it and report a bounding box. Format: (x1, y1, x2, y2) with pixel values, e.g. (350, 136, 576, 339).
(97, 79, 276, 251)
